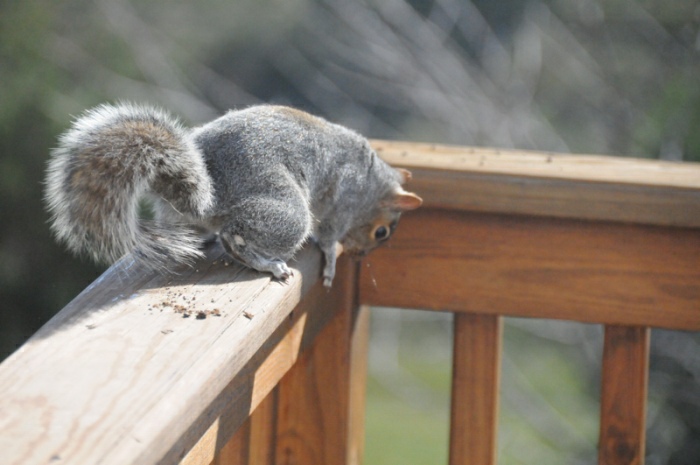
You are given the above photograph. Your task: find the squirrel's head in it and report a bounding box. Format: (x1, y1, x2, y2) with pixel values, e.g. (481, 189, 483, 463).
(341, 168, 422, 257)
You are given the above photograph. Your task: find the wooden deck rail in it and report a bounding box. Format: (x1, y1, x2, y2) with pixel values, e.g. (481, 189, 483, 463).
(1, 141, 699, 465)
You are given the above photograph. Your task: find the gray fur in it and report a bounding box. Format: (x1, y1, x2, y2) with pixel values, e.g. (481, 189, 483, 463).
(45, 103, 420, 286)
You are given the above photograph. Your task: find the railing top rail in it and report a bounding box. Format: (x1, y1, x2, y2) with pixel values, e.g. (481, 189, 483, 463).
(373, 140, 700, 189)
(373, 140, 700, 228)
(0, 244, 325, 465)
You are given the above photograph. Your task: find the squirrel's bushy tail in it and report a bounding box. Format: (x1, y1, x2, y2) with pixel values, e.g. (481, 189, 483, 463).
(45, 103, 214, 271)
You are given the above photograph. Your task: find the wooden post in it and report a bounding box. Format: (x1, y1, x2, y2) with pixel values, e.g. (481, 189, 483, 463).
(217, 307, 369, 465)
(347, 306, 370, 465)
(449, 313, 502, 465)
(598, 325, 650, 465)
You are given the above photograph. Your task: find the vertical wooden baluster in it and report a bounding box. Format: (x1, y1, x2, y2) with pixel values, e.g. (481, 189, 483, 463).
(210, 368, 278, 465)
(348, 306, 370, 465)
(248, 388, 278, 465)
(598, 325, 650, 465)
(449, 313, 502, 465)
(213, 417, 250, 465)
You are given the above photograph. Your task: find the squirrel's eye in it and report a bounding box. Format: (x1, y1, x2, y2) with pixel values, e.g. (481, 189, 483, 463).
(374, 225, 389, 241)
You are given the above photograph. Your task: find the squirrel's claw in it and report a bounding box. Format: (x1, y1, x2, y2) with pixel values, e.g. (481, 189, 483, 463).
(269, 261, 293, 285)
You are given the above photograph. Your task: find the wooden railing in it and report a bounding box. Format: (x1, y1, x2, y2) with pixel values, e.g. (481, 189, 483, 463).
(1, 141, 699, 465)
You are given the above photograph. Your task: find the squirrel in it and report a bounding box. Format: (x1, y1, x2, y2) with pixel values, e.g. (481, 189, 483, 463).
(44, 103, 422, 287)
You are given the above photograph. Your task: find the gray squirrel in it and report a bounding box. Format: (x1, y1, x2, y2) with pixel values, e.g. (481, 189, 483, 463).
(44, 103, 422, 287)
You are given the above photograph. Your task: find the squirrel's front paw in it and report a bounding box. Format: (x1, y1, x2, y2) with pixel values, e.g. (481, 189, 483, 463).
(270, 260, 294, 283)
(321, 247, 337, 289)
(322, 267, 335, 288)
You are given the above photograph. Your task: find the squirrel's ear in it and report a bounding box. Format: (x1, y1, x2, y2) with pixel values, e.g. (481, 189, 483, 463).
(391, 188, 423, 211)
(395, 168, 413, 184)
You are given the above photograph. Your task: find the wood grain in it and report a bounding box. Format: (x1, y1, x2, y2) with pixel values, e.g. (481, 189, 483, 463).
(372, 140, 700, 228)
(598, 326, 650, 465)
(449, 313, 502, 465)
(0, 243, 339, 465)
(360, 209, 700, 331)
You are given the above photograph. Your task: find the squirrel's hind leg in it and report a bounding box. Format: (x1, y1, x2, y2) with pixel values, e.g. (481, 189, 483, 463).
(219, 230, 293, 281)
(217, 196, 311, 283)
